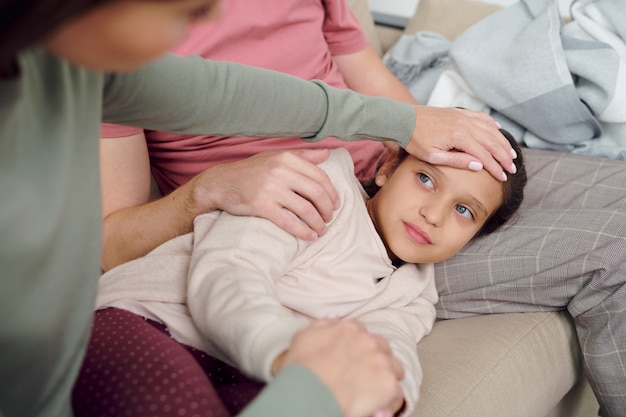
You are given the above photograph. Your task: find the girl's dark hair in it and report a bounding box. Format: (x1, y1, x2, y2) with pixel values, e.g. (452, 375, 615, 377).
(475, 129, 527, 237)
(363, 128, 527, 237)
(0, 0, 109, 71)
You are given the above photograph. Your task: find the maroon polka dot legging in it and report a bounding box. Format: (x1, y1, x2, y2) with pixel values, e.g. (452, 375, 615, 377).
(72, 308, 264, 417)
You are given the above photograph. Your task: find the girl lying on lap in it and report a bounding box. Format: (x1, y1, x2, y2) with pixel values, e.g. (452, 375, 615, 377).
(95, 130, 526, 416)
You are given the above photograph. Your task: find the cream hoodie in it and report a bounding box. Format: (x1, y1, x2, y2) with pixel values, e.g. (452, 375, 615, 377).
(96, 149, 437, 414)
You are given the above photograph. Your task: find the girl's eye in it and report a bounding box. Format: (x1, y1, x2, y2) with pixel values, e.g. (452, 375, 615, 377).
(455, 205, 474, 220)
(418, 173, 434, 189)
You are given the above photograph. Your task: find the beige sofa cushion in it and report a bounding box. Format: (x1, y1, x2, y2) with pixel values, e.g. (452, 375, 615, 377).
(404, 0, 502, 39)
(350, 0, 502, 54)
(413, 312, 585, 417)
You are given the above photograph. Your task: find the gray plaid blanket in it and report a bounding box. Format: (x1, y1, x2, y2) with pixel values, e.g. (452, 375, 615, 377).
(385, 0, 626, 160)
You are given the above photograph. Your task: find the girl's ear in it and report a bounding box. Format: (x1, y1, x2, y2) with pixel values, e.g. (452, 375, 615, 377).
(374, 170, 388, 187)
(375, 153, 401, 187)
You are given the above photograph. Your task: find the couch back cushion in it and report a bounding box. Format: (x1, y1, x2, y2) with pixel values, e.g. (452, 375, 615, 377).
(347, 0, 383, 55)
(404, 0, 501, 39)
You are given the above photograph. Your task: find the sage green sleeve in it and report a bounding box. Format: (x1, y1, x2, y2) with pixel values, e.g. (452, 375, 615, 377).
(237, 365, 342, 417)
(102, 53, 415, 148)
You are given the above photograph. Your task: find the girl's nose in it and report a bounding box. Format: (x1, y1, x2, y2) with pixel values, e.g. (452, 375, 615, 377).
(419, 202, 444, 227)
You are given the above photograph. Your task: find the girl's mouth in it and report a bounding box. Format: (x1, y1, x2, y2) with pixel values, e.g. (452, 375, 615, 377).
(403, 222, 432, 245)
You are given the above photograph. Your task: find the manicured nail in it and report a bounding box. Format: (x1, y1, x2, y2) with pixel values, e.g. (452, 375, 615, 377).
(468, 161, 483, 171)
(510, 163, 517, 174)
(502, 172, 508, 181)
(310, 231, 319, 241)
(511, 148, 518, 159)
(495, 121, 502, 128)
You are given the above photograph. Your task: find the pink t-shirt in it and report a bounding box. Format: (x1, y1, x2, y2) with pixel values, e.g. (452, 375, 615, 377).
(102, 0, 388, 194)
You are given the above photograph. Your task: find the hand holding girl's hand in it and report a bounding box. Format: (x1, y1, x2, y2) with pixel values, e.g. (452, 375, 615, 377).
(279, 319, 405, 417)
(406, 106, 517, 181)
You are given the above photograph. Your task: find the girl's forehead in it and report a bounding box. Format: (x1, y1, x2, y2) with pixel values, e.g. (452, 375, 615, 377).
(406, 157, 504, 216)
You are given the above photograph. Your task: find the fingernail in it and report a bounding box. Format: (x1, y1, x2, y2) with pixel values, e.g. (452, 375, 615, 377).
(310, 231, 319, 241)
(468, 161, 483, 171)
(334, 199, 340, 210)
(502, 172, 508, 181)
(511, 148, 518, 159)
(510, 163, 517, 174)
(495, 121, 502, 128)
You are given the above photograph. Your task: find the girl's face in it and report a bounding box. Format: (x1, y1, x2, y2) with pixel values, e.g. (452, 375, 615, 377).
(42, 0, 221, 72)
(367, 155, 504, 265)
